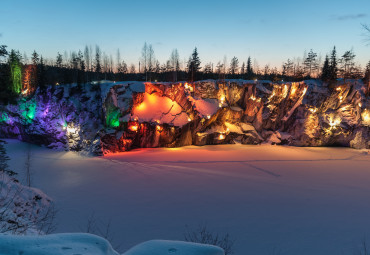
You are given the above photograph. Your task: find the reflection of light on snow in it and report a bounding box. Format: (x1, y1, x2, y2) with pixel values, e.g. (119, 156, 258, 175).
(309, 107, 317, 113)
(328, 116, 341, 128)
(219, 95, 225, 107)
(67, 127, 76, 133)
(302, 87, 307, 96)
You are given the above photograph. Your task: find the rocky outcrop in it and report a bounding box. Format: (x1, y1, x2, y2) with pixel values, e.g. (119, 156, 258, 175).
(0, 79, 369, 155)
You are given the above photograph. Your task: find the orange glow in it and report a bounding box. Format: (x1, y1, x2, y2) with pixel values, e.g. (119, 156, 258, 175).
(156, 125, 163, 132)
(129, 123, 138, 132)
(218, 134, 225, 140)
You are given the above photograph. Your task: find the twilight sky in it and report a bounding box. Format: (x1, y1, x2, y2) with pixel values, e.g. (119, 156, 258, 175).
(1, 0, 369, 69)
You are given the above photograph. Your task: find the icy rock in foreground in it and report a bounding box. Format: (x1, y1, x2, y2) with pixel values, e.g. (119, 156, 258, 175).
(0, 233, 119, 255)
(123, 240, 224, 255)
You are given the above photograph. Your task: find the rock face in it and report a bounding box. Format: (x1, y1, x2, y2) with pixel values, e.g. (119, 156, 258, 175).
(0, 79, 369, 155)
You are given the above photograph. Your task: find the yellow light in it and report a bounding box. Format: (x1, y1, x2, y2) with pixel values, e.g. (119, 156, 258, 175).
(156, 125, 163, 132)
(362, 109, 370, 125)
(290, 87, 296, 96)
(21, 89, 28, 95)
(328, 116, 341, 128)
(309, 108, 317, 113)
(218, 134, 225, 140)
(67, 127, 76, 133)
(129, 124, 138, 132)
(207, 115, 211, 119)
(156, 120, 160, 124)
(250, 95, 256, 101)
(187, 117, 191, 122)
(358, 103, 362, 107)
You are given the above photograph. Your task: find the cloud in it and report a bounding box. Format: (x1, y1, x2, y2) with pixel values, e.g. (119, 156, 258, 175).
(334, 13, 367, 21)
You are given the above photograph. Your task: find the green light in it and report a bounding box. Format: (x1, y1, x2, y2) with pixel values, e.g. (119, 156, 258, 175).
(19, 99, 37, 124)
(10, 61, 22, 94)
(106, 107, 121, 128)
(0, 112, 9, 122)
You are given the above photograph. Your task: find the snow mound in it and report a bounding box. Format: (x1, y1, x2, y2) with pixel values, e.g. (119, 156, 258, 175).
(189, 97, 219, 117)
(124, 240, 224, 255)
(0, 233, 119, 255)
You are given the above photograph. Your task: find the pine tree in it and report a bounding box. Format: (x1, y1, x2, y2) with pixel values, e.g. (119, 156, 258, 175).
(339, 50, 356, 79)
(229, 57, 239, 76)
(363, 60, 370, 96)
(56, 52, 63, 68)
(329, 46, 337, 82)
(31, 50, 39, 65)
(0, 45, 14, 104)
(321, 55, 330, 82)
(303, 49, 318, 77)
(246, 56, 253, 79)
(282, 59, 294, 77)
(9, 50, 23, 95)
(188, 47, 201, 81)
(95, 45, 101, 75)
(240, 62, 245, 76)
(38, 56, 46, 94)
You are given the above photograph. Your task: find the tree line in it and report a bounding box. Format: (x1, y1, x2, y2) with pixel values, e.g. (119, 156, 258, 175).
(0, 42, 369, 104)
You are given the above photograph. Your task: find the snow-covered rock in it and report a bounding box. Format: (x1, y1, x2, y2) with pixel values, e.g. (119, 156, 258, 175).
(124, 240, 224, 255)
(0, 233, 119, 255)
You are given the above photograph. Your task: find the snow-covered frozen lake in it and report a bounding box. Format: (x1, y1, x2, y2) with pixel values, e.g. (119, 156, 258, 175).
(4, 139, 370, 255)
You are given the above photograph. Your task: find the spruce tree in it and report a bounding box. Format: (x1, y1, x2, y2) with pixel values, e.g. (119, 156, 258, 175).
(188, 47, 201, 81)
(321, 55, 330, 82)
(246, 56, 253, 79)
(364, 60, 370, 96)
(329, 46, 337, 82)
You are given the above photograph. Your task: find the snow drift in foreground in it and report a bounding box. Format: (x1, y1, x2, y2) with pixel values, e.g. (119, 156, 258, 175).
(0, 234, 224, 255)
(0, 233, 119, 255)
(124, 240, 224, 255)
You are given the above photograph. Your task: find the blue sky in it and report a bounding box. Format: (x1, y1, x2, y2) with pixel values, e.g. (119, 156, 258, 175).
(1, 0, 369, 69)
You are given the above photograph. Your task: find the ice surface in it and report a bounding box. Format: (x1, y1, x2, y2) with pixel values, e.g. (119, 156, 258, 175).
(3, 139, 370, 255)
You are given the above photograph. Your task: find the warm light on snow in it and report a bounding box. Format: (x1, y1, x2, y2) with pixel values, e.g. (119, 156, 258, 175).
(328, 115, 341, 128)
(362, 109, 370, 126)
